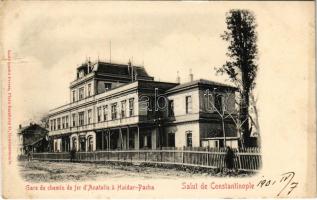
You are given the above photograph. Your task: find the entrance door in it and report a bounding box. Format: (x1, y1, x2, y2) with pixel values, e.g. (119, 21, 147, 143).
(79, 137, 86, 151)
(87, 136, 94, 151)
(168, 133, 175, 147)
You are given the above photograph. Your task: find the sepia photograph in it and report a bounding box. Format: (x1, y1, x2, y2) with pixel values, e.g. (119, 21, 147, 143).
(1, 1, 315, 198)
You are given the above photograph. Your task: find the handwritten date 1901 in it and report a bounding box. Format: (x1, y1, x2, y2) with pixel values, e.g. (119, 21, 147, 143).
(257, 172, 299, 197)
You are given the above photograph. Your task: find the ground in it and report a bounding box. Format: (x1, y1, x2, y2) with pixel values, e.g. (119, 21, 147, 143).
(19, 160, 252, 182)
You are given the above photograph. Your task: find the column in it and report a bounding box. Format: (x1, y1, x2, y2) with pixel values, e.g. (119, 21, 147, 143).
(151, 128, 157, 150)
(101, 130, 104, 150)
(135, 126, 140, 150)
(127, 127, 129, 150)
(108, 129, 111, 151)
(119, 128, 123, 149)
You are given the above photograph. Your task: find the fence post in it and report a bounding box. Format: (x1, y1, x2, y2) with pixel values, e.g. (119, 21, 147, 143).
(145, 151, 147, 162)
(182, 146, 184, 164)
(206, 147, 209, 166)
(237, 148, 242, 170)
(161, 147, 164, 162)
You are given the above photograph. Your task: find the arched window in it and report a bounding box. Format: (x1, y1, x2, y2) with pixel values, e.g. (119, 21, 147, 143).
(72, 137, 77, 151)
(88, 136, 94, 152)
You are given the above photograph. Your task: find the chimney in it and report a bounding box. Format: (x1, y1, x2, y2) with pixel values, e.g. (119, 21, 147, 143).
(128, 59, 134, 82)
(189, 69, 193, 82)
(87, 58, 91, 73)
(176, 71, 180, 83)
(134, 68, 138, 81)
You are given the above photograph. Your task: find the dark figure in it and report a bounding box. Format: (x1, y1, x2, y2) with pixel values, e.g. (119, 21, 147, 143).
(224, 146, 235, 170)
(27, 151, 32, 162)
(70, 148, 76, 162)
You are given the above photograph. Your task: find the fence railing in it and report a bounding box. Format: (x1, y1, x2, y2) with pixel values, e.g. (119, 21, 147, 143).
(32, 147, 261, 171)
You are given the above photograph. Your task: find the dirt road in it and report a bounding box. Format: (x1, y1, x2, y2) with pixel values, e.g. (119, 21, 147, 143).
(19, 160, 217, 182)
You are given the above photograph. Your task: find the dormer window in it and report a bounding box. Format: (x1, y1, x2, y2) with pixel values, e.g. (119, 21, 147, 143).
(79, 70, 85, 78)
(104, 83, 111, 91)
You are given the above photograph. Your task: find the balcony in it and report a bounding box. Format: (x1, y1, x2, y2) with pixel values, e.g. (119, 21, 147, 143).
(49, 115, 140, 136)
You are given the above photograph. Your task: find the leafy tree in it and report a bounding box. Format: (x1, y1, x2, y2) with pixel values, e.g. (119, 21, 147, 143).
(217, 9, 258, 147)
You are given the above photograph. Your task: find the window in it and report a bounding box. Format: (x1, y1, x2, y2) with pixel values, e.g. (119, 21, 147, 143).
(72, 90, 76, 102)
(185, 96, 192, 114)
(72, 113, 76, 127)
(53, 119, 56, 130)
(87, 84, 91, 97)
(104, 83, 111, 90)
(97, 107, 102, 122)
(121, 100, 126, 118)
(62, 117, 65, 129)
(87, 109, 92, 124)
(129, 98, 134, 116)
(72, 138, 77, 150)
(79, 87, 84, 100)
(103, 105, 108, 121)
(168, 100, 174, 117)
(215, 94, 223, 113)
(144, 136, 148, 147)
(50, 120, 53, 131)
(57, 118, 61, 130)
(186, 131, 192, 147)
(79, 112, 85, 126)
(65, 116, 69, 128)
(111, 103, 117, 120)
(79, 136, 86, 151)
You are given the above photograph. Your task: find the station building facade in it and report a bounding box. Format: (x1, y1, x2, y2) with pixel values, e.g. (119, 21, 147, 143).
(48, 60, 238, 152)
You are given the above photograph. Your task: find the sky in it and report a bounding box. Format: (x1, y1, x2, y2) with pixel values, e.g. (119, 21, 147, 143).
(1, 1, 314, 127)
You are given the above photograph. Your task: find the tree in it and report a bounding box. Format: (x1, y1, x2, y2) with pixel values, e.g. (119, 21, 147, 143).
(205, 89, 249, 148)
(217, 9, 258, 147)
(40, 114, 50, 129)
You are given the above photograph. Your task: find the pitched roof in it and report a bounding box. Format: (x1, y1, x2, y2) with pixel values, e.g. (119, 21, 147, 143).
(18, 124, 48, 135)
(17, 124, 48, 146)
(93, 62, 153, 80)
(166, 79, 236, 93)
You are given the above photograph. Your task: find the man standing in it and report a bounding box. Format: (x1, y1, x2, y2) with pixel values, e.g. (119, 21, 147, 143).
(70, 148, 76, 162)
(225, 146, 235, 172)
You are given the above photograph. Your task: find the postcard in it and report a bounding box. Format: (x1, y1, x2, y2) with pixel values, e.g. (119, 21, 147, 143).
(1, 1, 316, 199)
